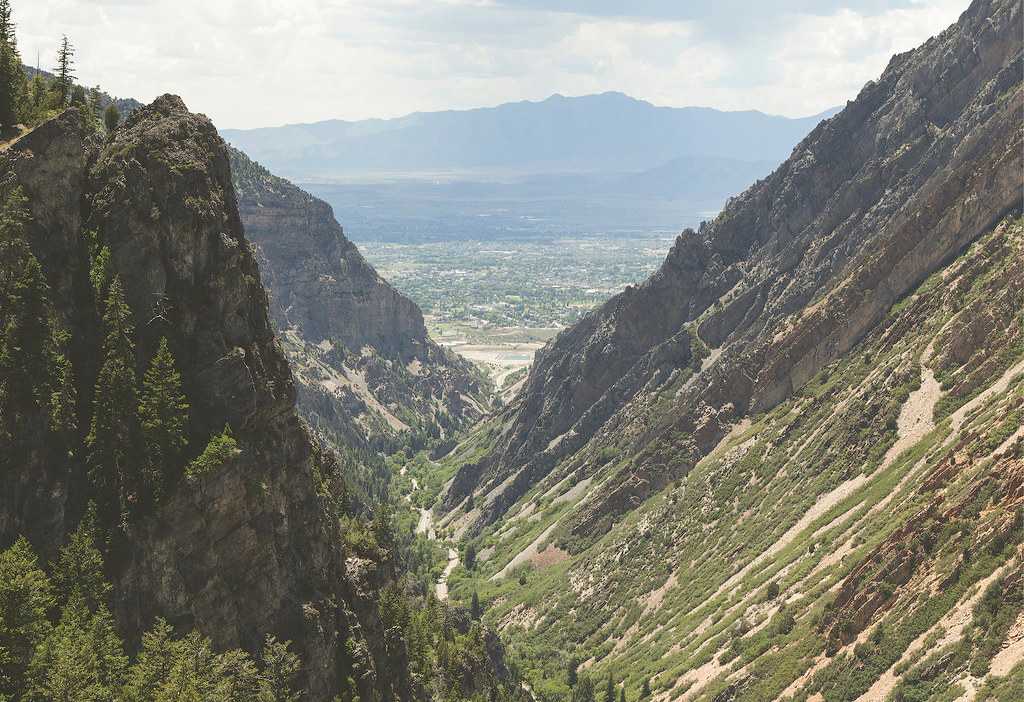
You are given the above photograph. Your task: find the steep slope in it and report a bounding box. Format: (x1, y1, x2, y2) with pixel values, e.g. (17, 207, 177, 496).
(454, 216, 1023, 702)
(0, 97, 509, 700)
(424, 0, 1024, 698)
(441, 0, 1022, 543)
(228, 147, 490, 454)
(220, 92, 836, 178)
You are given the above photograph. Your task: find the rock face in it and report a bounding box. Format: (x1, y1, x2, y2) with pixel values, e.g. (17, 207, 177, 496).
(228, 147, 490, 453)
(0, 97, 407, 699)
(444, 0, 1023, 540)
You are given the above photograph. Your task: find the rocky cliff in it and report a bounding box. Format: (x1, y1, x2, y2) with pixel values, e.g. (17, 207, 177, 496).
(228, 147, 490, 454)
(0, 96, 486, 700)
(442, 0, 1023, 541)
(427, 2, 1024, 698)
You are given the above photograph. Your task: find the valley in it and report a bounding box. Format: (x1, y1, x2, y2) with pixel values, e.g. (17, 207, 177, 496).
(1, 0, 1021, 701)
(353, 234, 679, 387)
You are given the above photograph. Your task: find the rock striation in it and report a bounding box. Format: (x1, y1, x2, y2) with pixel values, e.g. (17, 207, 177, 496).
(444, 0, 1023, 543)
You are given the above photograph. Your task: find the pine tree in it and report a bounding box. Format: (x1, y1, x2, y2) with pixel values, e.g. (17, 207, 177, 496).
(641, 678, 651, 698)
(0, 187, 57, 441)
(86, 276, 142, 528)
(572, 675, 596, 702)
(104, 103, 120, 131)
(54, 35, 75, 106)
(121, 619, 176, 702)
(604, 673, 615, 702)
(260, 636, 302, 702)
(470, 590, 482, 620)
(26, 592, 128, 699)
(0, 537, 55, 699)
(139, 337, 189, 502)
(52, 506, 111, 611)
(0, 0, 23, 130)
(619, 685, 627, 702)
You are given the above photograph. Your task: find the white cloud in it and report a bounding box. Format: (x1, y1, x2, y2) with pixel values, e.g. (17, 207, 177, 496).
(16, 0, 967, 128)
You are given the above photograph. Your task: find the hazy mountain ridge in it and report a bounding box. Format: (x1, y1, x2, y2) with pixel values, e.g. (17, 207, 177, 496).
(220, 92, 838, 180)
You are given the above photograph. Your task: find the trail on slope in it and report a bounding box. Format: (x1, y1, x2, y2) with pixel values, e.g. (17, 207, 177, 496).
(405, 470, 458, 600)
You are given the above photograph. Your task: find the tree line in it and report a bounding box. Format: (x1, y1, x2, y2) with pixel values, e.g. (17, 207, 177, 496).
(0, 0, 121, 136)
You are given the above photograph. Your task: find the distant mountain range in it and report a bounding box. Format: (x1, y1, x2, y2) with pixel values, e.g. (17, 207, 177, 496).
(221, 92, 839, 181)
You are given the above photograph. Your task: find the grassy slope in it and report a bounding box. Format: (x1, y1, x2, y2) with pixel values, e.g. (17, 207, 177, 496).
(431, 219, 1024, 701)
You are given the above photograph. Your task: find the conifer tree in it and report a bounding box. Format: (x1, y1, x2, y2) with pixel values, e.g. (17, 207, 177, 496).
(55, 35, 75, 106)
(260, 636, 303, 702)
(470, 590, 482, 620)
(0, 537, 55, 700)
(604, 673, 615, 702)
(619, 685, 627, 702)
(86, 276, 142, 528)
(0, 187, 57, 442)
(572, 674, 596, 702)
(641, 678, 651, 698)
(104, 102, 120, 131)
(26, 591, 128, 699)
(121, 618, 176, 701)
(0, 0, 23, 130)
(52, 506, 111, 611)
(139, 337, 189, 502)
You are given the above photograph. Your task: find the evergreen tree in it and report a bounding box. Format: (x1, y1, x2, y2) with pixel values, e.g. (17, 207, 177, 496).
(0, 537, 55, 699)
(86, 276, 142, 528)
(52, 506, 111, 611)
(0, 0, 23, 130)
(566, 658, 578, 688)
(48, 342, 79, 453)
(26, 592, 128, 700)
(260, 635, 302, 702)
(139, 337, 190, 502)
(464, 541, 477, 571)
(470, 590, 482, 620)
(104, 102, 120, 131)
(121, 619, 175, 702)
(0, 187, 58, 442)
(604, 673, 615, 702)
(54, 35, 75, 106)
(641, 678, 651, 698)
(572, 675, 596, 702)
(619, 685, 627, 702)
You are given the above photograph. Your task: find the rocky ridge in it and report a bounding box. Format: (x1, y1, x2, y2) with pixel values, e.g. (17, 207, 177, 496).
(0, 96, 497, 700)
(442, 0, 1023, 545)
(228, 147, 491, 456)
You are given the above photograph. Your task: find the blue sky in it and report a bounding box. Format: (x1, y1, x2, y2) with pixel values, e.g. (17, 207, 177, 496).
(19, 0, 967, 129)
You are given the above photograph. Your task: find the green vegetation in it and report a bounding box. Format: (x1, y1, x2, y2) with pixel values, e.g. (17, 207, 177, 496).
(186, 427, 240, 482)
(428, 220, 1024, 702)
(0, 524, 303, 700)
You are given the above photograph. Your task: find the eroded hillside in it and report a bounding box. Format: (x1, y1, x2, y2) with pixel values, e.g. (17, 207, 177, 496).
(443, 217, 1023, 701)
(425, 0, 1024, 699)
(440, 0, 1022, 545)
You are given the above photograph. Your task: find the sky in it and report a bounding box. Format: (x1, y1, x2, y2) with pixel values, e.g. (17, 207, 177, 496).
(19, 0, 968, 130)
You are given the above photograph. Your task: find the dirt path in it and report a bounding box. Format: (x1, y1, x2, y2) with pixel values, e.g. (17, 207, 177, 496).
(403, 470, 459, 600)
(436, 547, 459, 601)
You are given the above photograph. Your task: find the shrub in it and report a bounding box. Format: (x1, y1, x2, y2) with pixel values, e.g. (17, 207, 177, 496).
(186, 426, 239, 482)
